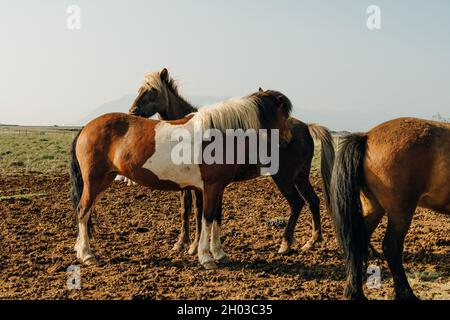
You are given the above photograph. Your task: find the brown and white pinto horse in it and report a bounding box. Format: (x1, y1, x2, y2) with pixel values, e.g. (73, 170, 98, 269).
(128, 69, 335, 256)
(330, 117, 450, 300)
(70, 87, 292, 269)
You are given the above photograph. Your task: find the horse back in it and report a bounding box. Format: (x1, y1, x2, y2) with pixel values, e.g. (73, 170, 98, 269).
(363, 117, 450, 213)
(76, 113, 158, 172)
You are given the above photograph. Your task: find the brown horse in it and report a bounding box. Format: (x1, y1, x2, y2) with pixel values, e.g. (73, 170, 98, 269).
(128, 69, 335, 255)
(330, 117, 450, 300)
(70, 86, 293, 269)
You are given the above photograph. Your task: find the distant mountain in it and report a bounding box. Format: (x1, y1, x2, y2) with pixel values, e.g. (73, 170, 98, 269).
(76, 94, 230, 125)
(77, 94, 135, 125)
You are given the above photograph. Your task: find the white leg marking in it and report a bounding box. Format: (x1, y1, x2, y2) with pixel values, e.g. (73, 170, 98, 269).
(210, 220, 227, 260)
(197, 218, 214, 265)
(75, 213, 96, 264)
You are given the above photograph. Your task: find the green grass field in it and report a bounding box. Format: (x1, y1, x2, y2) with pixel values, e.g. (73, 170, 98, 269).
(0, 125, 323, 175)
(0, 126, 79, 175)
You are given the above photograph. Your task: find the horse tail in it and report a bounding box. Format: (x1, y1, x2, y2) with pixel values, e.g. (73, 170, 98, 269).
(69, 129, 93, 234)
(307, 124, 335, 211)
(330, 134, 368, 290)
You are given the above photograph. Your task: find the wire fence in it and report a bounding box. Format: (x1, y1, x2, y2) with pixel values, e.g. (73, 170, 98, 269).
(0, 126, 80, 139)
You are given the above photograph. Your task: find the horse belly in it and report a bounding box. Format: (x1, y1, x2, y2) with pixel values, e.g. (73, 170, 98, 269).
(418, 188, 450, 214)
(418, 141, 450, 214)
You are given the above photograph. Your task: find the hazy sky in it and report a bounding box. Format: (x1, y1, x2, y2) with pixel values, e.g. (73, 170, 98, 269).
(1, 0, 449, 130)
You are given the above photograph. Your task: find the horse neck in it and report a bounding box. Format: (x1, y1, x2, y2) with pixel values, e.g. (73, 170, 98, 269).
(162, 89, 197, 120)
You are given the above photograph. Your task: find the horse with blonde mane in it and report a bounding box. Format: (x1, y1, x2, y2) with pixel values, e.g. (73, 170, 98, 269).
(127, 69, 335, 256)
(70, 83, 293, 269)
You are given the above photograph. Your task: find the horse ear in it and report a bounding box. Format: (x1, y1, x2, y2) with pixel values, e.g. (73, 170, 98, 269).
(276, 96, 285, 109)
(160, 68, 169, 81)
(258, 87, 264, 92)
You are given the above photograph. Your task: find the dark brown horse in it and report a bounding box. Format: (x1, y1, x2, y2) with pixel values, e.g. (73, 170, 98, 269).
(70, 86, 293, 269)
(330, 117, 450, 300)
(128, 69, 335, 256)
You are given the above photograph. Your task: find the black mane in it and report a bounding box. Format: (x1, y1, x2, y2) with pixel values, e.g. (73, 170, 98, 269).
(163, 76, 198, 113)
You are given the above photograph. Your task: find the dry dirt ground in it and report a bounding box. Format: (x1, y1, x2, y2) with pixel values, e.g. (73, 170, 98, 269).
(0, 174, 448, 300)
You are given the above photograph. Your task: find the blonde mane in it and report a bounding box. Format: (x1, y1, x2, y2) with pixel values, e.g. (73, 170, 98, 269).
(142, 71, 165, 91)
(195, 96, 261, 132)
(141, 71, 274, 133)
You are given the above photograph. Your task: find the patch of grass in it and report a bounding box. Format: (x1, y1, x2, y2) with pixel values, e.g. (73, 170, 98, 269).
(408, 271, 445, 282)
(407, 271, 450, 300)
(0, 126, 78, 174)
(267, 216, 290, 228)
(0, 125, 327, 175)
(0, 192, 47, 201)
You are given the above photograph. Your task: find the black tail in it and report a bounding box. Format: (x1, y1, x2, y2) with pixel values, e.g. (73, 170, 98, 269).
(69, 129, 93, 234)
(330, 134, 368, 293)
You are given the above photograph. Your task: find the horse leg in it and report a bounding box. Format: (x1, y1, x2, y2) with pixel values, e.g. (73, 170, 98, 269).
(75, 172, 115, 265)
(210, 193, 231, 264)
(296, 177, 323, 252)
(361, 191, 385, 257)
(75, 203, 97, 265)
(172, 190, 192, 251)
(383, 208, 418, 300)
(272, 176, 306, 255)
(341, 195, 386, 300)
(198, 185, 223, 270)
(188, 190, 203, 255)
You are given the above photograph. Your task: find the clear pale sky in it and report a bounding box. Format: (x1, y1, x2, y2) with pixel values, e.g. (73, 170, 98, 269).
(1, 0, 449, 131)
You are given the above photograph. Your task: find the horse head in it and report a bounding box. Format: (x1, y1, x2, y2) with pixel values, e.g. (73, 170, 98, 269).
(129, 68, 171, 118)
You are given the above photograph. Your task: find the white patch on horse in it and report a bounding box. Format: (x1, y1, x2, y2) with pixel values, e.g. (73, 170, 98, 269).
(142, 119, 204, 190)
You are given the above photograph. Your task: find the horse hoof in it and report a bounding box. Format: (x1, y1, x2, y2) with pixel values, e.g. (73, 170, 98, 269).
(202, 261, 218, 270)
(278, 245, 293, 255)
(83, 256, 99, 266)
(172, 241, 189, 252)
(300, 240, 317, 252)
(278, 239, 294, 255)
(216, 255, 231, 265)
(188, 244, 198, 255)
